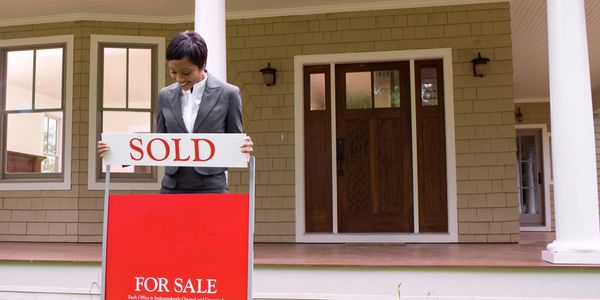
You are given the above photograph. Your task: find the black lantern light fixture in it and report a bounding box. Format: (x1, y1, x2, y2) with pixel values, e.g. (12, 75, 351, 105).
(471, 52, 490, 77)
(260, 62, 277, 86)
(515, 107, 523, 122)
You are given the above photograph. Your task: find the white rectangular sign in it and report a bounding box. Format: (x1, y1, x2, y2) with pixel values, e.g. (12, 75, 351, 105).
(101, 133, 247, 168)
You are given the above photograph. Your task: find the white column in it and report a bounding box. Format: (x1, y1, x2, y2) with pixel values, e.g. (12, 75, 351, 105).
(195, 0, 227, 81)
(542, 0, 600, 264)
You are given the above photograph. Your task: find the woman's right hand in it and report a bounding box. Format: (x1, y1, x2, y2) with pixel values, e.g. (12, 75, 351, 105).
(97, 141, 110, 158)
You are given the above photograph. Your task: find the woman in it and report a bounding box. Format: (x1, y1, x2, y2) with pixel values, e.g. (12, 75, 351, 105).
(98, 31, 253, 194)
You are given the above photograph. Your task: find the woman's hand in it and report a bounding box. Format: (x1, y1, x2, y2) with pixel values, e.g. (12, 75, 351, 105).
(97, 141, 110, 158)
(241, 135, 254, 155)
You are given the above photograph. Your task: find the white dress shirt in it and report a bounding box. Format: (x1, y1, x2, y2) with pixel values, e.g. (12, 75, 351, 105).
(181, 77, 207, 133)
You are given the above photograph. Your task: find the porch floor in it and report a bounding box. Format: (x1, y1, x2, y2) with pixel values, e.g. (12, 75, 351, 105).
(0, 232, 597, 269)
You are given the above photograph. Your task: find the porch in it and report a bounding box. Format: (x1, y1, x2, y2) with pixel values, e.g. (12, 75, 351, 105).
(0, 232, 599, 299)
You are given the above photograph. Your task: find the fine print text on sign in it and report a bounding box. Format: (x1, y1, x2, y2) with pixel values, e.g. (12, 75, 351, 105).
(101, 133, 247, 168)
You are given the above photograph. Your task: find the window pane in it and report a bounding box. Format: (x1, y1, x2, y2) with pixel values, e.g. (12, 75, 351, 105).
(103, 48, 127, 108)
(6, 50, 34, 110)
(374, 70, 400, 108)
(345, 72, 372, 109)
(128, 48, 152, 109)
(6, 112, 63, 174)
(516, 134, 539, 214)
(309, 73, 326, 111)
(102, 111, 151, 173)
(35, 48, 63, 109)
(420, 67, 438, 106)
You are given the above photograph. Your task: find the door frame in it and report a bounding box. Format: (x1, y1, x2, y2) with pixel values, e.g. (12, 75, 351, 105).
(294, 48, 458, 243)
(515, 124, 552, 232)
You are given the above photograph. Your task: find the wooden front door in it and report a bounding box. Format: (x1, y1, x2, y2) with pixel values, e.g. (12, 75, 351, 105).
(335, 62, 413, 232)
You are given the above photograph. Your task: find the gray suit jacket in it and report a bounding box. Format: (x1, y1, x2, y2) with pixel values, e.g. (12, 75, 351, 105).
(156, 72, 243, 188)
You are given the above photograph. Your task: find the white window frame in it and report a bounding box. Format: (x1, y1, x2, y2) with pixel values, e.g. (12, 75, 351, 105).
(0, 35, 73, 190)
(88, 35, 165, 190)
(294, 48, 458, 243)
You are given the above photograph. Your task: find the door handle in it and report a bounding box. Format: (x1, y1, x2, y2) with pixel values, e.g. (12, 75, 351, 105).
(538, 172, 543, 185)
(336, 138, 344, 176)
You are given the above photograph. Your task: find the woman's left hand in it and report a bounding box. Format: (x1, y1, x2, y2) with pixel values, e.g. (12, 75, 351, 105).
(241, 135, 254, 155)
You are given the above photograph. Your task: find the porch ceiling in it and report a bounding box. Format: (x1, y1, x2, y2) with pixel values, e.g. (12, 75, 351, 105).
(1, 0, 599, 102)
(511, 0, 600, 101)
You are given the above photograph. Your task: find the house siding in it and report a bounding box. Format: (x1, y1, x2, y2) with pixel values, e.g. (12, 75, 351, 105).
(0, 2, 519, 243)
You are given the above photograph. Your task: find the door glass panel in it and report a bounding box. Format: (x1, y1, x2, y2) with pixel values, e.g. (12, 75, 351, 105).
(35, 48, 63, 109)
(374, 70, 400, 108)
(309, 73, 326, 111)
(420, 67, 438, 106)
(103, 48, 127, 108)
(517, 135, 538, 214)
(128, 48, 152, 109)
(6, 50, 34, 111)
(345, 72, 372, 109)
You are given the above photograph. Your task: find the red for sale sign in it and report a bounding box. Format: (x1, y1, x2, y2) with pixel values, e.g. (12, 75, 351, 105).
(105, 193, 249, 300)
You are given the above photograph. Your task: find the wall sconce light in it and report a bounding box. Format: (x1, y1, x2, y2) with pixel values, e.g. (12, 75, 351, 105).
(515, 107, 523, 122)
(471, 52, 490, 77)
(260, 62, 277, 86)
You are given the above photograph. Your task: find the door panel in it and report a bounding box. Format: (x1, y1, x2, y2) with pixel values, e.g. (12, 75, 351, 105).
(304, 65, 333, 232)
(335, 62, 413, 233)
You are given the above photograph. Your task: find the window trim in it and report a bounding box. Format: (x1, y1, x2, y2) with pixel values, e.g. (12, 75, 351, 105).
(0, 35, 73, 190)
(88, 35, 165, 190)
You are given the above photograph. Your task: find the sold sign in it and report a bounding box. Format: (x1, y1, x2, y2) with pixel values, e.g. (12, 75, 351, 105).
(101, 133, 247, 168)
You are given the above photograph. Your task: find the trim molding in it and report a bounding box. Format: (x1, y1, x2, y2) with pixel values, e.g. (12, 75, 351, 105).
(0, 13, 194, 27)
(228, 0, 506, 19)
(0, 0, 507, 27)
(514, 97, 550, 103)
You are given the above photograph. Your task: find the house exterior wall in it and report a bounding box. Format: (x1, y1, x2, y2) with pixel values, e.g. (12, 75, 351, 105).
(0, 21, 193, 242)
(515, 102, 551, 130)
(0, 2, 519, 243)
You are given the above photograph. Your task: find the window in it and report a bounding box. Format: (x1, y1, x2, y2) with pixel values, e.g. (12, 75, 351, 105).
(341, 64, 402, 109)
(42, 115, 60, 173)
(88, 35, 165, 190)
(0, 35, 72, 190)
(98, 45, 154, 177)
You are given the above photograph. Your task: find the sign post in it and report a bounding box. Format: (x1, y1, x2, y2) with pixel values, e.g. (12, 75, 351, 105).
(99, 133, 254, 300)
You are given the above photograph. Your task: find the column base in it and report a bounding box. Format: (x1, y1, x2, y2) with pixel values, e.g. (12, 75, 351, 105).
(542, 249, 600, 264)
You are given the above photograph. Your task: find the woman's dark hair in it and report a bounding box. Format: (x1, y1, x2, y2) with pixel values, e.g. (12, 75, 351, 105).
(166, 31, 208, 69)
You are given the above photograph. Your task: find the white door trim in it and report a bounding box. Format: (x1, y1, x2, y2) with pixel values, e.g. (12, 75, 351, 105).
(294, 48, 458, 243)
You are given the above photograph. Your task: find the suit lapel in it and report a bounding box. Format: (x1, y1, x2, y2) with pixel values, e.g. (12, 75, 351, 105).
(193, 73, 223, 132)
(167, 86, 187, 132)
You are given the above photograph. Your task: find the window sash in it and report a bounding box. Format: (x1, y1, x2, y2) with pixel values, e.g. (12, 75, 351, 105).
(96, 44, 157, 180)
(0, 44, 66, 180)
